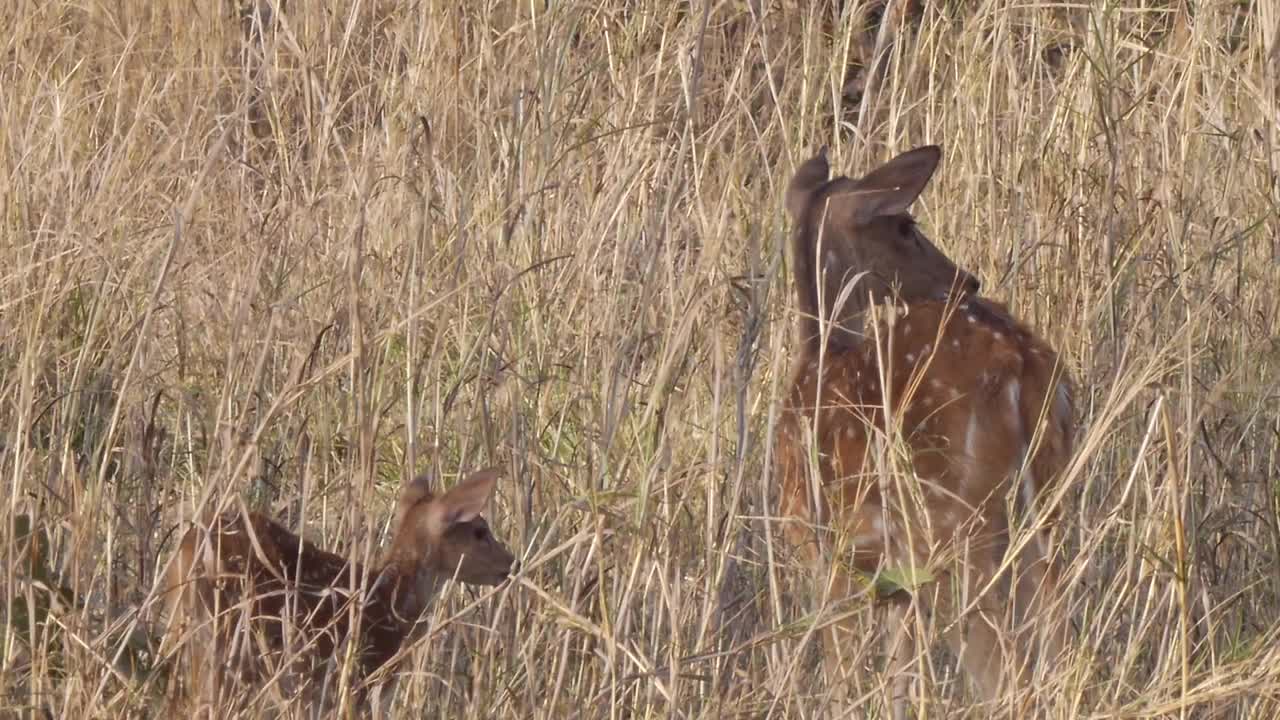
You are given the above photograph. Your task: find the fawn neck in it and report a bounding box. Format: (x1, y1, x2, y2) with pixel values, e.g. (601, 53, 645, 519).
(375, 531, 450, 634)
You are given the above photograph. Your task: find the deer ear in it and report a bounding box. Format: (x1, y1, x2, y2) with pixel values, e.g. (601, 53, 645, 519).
(424, 467, 500, 538)
(847, 145, 941, 222)
(785, 148, 831, 220)
(394, 474, 434, 530)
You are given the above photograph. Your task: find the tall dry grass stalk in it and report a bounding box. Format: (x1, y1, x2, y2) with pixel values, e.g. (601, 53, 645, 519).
(2, 0, 1277, 717)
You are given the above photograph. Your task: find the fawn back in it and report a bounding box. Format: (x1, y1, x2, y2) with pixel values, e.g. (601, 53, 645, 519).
(161, 467, 516, 715)
(776, 146, 1074, 712)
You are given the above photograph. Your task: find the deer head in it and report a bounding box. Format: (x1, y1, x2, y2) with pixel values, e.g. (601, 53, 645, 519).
(379, 467, 516, 621)
(785, 145, 981, 353)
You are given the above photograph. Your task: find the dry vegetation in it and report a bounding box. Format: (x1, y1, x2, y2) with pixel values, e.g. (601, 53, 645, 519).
(3, 0, 1279, 717)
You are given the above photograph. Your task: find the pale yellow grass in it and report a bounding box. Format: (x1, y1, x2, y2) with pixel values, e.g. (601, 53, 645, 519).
(2, 0, 1278, 717)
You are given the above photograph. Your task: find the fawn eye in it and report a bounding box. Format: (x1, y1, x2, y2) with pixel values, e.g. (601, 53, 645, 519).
(473, 527, 489, 541)
(898, 218, 914, 237)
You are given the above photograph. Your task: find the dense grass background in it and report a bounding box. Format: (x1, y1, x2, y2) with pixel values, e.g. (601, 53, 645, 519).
(3, 0, 1278, 717)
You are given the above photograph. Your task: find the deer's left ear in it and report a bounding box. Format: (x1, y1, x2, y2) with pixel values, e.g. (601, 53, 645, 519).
(393, 474, 434, 532)
(786, 148, 831, 220)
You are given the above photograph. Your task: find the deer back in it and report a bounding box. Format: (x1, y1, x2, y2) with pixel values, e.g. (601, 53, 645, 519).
(777, 297, 1073, 567)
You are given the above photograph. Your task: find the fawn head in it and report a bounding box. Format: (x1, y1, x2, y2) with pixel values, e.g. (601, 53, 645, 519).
(386, 467, 516, 586)
(785, 145, 980, 351)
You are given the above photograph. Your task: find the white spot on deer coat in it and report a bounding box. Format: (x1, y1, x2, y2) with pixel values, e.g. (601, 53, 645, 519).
(964, 411, 980, 461)
(1005, 378, 1022, 418)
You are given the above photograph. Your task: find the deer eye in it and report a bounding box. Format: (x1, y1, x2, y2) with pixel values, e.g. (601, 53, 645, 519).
(473, 527, 489, 542)
(898, 218, 914, 236)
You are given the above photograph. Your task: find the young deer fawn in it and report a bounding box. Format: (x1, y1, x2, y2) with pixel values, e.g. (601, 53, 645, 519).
(161, 467, 516, 715)
(776, 146, 1073, 714)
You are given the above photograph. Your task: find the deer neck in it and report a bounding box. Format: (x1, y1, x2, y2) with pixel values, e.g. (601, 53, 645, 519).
(796, 294, 922, 363)
(344, 549, 447, 678)
(372, 537, 448, 641)
(792, 219, 878, 355)
(793, 287, 875, 356)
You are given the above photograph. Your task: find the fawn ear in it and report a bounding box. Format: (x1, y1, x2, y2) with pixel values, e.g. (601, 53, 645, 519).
(845, 145, 941, 223)
(394, 474, 434, 531)
(786, 148, 831, 220)
(425, 467, 500, 538)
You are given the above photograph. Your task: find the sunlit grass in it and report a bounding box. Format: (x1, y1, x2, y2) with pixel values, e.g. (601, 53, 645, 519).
(3, 0, 1278, 717)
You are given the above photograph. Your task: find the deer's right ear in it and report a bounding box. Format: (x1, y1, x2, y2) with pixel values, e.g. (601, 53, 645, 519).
(847, 145, 942, 222)
(425, 467, 500, 538)
(785, 148, 831, 220)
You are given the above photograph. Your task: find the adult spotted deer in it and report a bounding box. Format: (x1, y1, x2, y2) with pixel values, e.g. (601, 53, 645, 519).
(776, 146, 1073, 714)
(161, 467, 516, 716)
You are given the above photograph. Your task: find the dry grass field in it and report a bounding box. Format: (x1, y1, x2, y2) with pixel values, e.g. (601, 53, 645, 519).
(3, 0, 1279, 717)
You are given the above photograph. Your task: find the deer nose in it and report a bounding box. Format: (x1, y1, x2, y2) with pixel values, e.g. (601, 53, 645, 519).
(964, 274, 981, 295)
